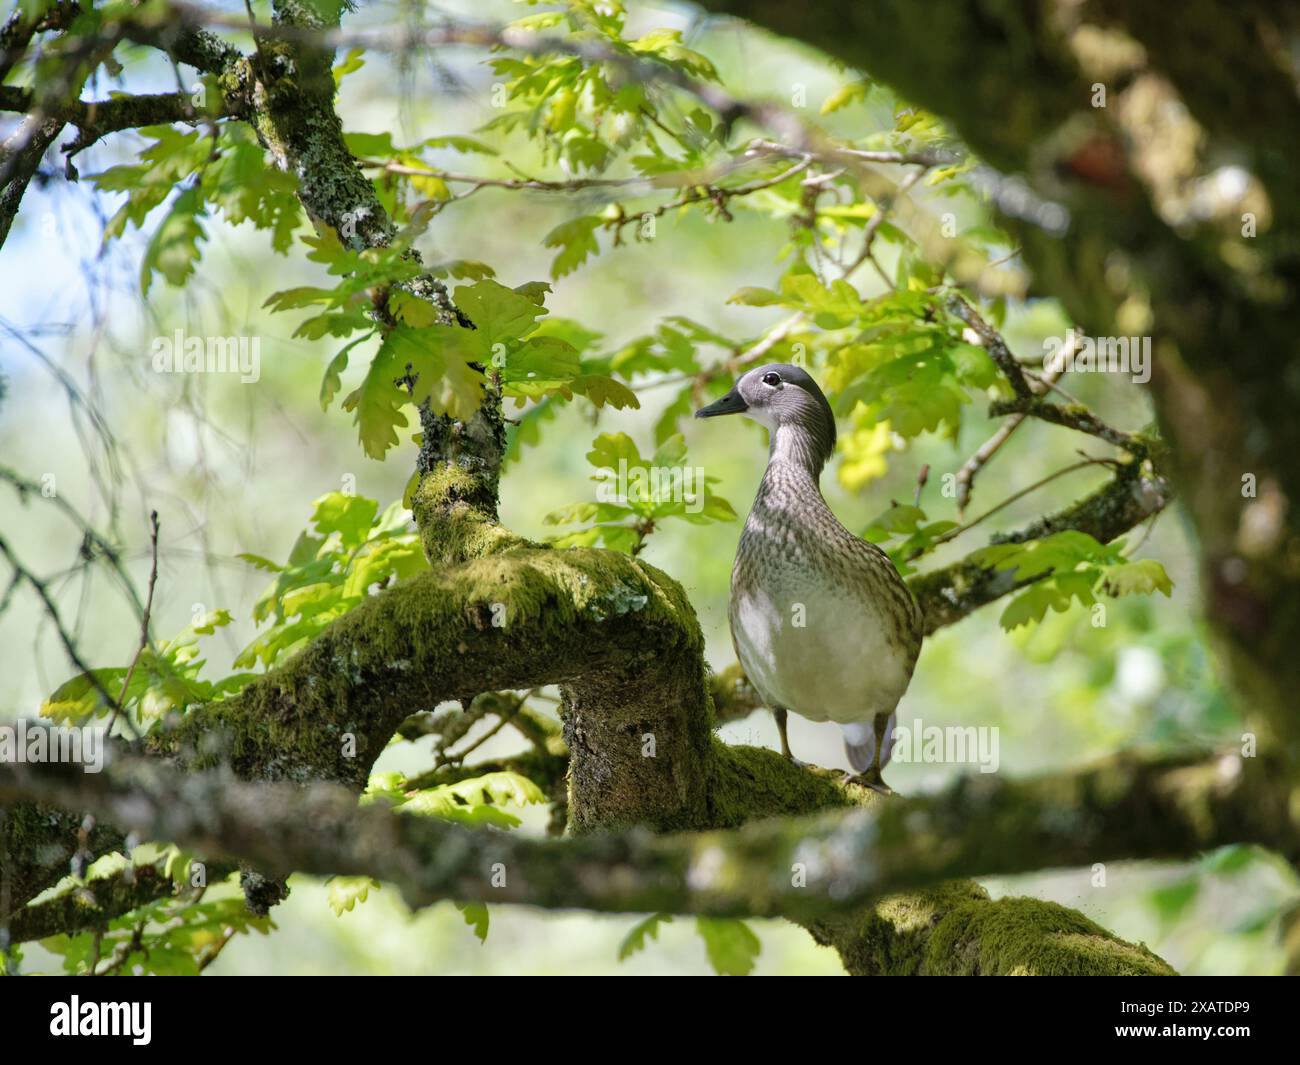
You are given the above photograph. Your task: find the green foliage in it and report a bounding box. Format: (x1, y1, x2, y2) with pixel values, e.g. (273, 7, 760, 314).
(545, 431, 736, 553)
(574, 315, 761, 446)
(863, 502, 959, 573)
(275, 271, 638, 459)
(202, 124, 301, 251)
(543, 215, 602, 278)
(615, 913, 762, 973)
(41, 886, 273, 976)
(41, 492, 424, 725)
(327, 876, 380, 916)
(364, 769, 545, 829)
(236, 492, 426, 669)
(91, 125, 210, 239)
(17, 0, 1200, 977)
(456, 901, 491, 943)
(837, 410, 896, 491)
(92, 124, 301, 293)
(341, 324, 478, 457)
(695, 917, 762, 976)
(1150, 877, 1199, 924)
(482, 2, 718, 180)
(970, 532, 1173, 630)
(42, 608, 253, 726)
(821, 79, 870, 115)
(332, 46, 366, 85)
(618, 912, 673, 960)
(265, 228, 417, 339)
(732, 268, 1001, 441)
(141, 185, 206, 293)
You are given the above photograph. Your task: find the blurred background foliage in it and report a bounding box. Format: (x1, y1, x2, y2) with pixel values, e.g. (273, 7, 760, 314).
(1, 0, 1295, 974)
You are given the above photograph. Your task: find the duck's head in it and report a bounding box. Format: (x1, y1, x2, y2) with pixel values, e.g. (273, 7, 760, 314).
(694, 363, 836, 471)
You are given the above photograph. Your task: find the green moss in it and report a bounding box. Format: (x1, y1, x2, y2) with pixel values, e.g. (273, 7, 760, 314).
(411, 464, 529, 565)
(808, 883, 1176, 975)
(807, 882, 988, 975)
(152, 546, 701, 792)
(6, 864, 183, 942)
(707, 741, 863, 827)
(1, 802, 126, 918)
(927, 895, 1176, 976)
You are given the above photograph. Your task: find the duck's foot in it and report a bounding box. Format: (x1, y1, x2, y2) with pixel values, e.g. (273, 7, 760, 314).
(842, 769, 894, 795)
(784, 751, 809, 769)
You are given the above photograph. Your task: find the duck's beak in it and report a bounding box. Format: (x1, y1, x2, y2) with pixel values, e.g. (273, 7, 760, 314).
(694, 387, 748, 418)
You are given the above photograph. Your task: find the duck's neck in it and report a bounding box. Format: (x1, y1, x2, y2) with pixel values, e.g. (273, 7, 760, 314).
(757, 423, 828, 508)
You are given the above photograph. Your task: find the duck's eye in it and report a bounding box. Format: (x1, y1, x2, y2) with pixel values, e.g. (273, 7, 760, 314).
(761, 371, 782, 387)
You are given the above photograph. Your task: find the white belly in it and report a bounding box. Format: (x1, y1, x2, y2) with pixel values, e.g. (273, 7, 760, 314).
(731, 572, 913, 726)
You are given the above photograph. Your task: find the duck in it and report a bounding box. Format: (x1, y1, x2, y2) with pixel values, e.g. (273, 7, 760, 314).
(696, 363, 923, 789)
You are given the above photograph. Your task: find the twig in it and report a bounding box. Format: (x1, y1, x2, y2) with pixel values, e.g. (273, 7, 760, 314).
(0, 534, 122, 719)
(988, 396, 1148, 456)
(85, 926, 103, 976)
(843, 166, 926, 285)
(731, 313, 807, 370)
(357, 160, 645, 192)
(953, 353, 1070, 516)
(106, 511, 159, 736)
(97, 922, 146, 976)
(634, 312, 806, 393)
(945, 294, 1033, 399)
(0, 466, 145, 621)
(611, 154, 814, 239)
(913, 464, 929, 507)
(745, 138, 958, 169)
(196, 927, 236, 972)
(1022, 367, 1085, 406)
(442, 692, 529, 764)
(1123, 508, 1163, 558)
(915, 455, 1118, 559)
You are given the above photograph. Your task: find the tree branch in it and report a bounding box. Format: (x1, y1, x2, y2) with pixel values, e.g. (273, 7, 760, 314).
(946, 295, 1032, 400)
(988, 396, 1148, 456)
(3, 744, 1288, 970)
(0, 0, 82, 82)
(0, 113, 61, 249)
(910, 457, 1170, 634)
(6, 0, 1257, 979)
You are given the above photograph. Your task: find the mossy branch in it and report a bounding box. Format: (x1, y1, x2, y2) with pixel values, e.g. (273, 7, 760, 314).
(8, 744, 1290, 973)
(909, 459, 1170, 634)
(988, 397, 1148, 456)
(1, 457, 1174, 963)
(809, 883, 1176, 976)
(0, 86, 246, 173)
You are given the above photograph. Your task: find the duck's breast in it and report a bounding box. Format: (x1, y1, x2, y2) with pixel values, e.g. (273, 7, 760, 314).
(730, 558, 914, 725)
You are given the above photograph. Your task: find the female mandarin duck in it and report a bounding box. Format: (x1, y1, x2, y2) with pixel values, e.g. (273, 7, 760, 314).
(696, 363, 923, 790)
